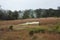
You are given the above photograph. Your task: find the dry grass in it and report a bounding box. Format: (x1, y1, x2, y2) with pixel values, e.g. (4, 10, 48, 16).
(0, 30, 60, 40)
(0, 17, 60, 25)
(0, 17, 60, 40)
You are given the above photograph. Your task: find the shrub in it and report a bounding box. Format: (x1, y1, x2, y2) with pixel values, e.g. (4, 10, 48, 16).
(57, 32, 60, 34)
(9, 25, 13, 31)
(29, 31, 34, 36)
(55, 26, 59, 30)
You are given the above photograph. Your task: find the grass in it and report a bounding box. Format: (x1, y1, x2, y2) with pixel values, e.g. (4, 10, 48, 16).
(0, 18, 60, 40)
(24, 27, 45, 31)
(21, 24, 60, 34)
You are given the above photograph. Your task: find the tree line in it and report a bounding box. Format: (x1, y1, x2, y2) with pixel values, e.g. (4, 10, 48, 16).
(0, 7, 60, 20)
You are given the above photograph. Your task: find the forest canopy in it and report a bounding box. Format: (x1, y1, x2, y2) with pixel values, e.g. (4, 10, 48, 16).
(0, 7, 60, 20)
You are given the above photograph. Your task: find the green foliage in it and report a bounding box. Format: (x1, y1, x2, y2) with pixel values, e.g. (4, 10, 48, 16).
(47, 24, 60, 34)
(0, 10, 3, 19)
(9, 25, 13, 31)
(0, 7, 60, 20)
(8, 10, 19, 20)
(35, 9, 42, 18)
(29, 31, 34, 36)
(23, 10, 30, 19)
(13, 11, 19, 19)
(8, 10, 13, 20)
(29, 28, 45, 36)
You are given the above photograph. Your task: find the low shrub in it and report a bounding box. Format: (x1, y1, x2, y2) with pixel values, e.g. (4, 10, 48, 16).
(29, 31, 34, 36)
(9, 25, 13, 31)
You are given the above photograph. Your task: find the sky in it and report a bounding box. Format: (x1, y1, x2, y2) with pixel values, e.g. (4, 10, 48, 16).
(0, 0, 60, 11)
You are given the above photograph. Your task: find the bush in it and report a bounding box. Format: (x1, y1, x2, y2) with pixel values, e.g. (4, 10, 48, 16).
(9, 25, 13, 31)
(29, 31, 34, 36)
(57, 32, 60, 34)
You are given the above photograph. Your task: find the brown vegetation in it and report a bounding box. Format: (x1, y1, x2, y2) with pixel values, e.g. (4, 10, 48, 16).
(0, 30, 60, 40)
(0, 17, 60, 40)
(0, 17, 60, 25)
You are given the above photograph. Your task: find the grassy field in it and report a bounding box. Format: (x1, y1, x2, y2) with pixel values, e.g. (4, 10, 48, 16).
(0, 17, 60, 40)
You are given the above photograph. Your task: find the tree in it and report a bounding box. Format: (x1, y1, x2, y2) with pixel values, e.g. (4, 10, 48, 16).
(23, 10, 30, 19)
(47, 8, 55, 17)
(7, 10, 13, 20)
(13, 11, 19, 19)
(31, 13, 34, 18)
(42, 8, 55, 17)
(56, 7, 60, 17)
(7, 10, 19, 20)
(0, 10, 3, 19)
(58, 6, 60, 10)
(34, 9, 42, 18)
